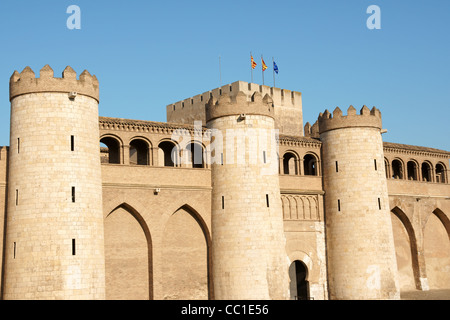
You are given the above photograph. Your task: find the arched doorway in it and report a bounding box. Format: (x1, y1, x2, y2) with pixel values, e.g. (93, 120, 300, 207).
(158, 140, 178, 167)
(289, 260, 310, 300)
(186, 142, 205, 168)
(100, 136, 121, 164)
(392, 159, 404, 179)
(130, 138, 150, 165)
(283, 152, 298, 175)
(303, 154, 318, 176)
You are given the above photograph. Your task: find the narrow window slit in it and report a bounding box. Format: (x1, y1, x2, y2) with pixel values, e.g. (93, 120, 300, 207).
(338, 199, 341, 212)
(222, 196, 224, 209)
(374, 159, 377, 171)
(71, 135, 75, 151)
(263, 151, 266, 164)
(15, 189, 18, 206)
(17, 138, 20, 153)
(336, 161, 339, 172)
(13, 242, 16, 259)
(72, 239, 76, 255)
(378, 198, 381, 210)
(266, 194, 270, 207)
(72, 187, 76, 203)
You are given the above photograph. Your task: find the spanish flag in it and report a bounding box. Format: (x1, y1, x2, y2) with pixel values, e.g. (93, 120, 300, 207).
(251, 55, 257, 69)
(262, 57, 268, 71)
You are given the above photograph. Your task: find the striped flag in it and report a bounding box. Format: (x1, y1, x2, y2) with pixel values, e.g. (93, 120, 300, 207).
(273, 61, 279, 74)
(262, 57, 268, 71)
(251, 55, 257, 69)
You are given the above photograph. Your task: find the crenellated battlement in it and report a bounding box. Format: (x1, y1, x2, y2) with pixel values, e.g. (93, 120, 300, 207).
(166, 81, 303, 135)
(317, 105, 382, 134)
(205, 90, 275, 122)
(9, 65, 99, 102)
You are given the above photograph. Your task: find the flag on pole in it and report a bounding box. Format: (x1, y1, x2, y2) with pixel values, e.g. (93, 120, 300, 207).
(262, 57, 268, 71)
(273, 61, 279, 74)
(251, 55, 257, 69)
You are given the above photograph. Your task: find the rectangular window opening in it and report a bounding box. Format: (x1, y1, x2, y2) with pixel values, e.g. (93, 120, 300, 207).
(266, 194, 270, 207)
(72, 187, 76, 203)
(17, 138, 20, 154)
(15, 189, 18, 206)
(374, 159, 378, 171)
(222, 196, 224, 209)
(72, 239, 76, 256)
(71, 135, 75, 151)
(338, 199, 341, 212)
(13, 242, 16, 259)
(378, 198, 381, 210)
(263, 151, 266, 164)
(335, 161, 339, 172)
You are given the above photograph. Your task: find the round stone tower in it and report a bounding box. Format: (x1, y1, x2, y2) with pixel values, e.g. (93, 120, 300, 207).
(206, 91, 289, 300)
(318, 105, 400, 300)
(4, 65, 105, 299)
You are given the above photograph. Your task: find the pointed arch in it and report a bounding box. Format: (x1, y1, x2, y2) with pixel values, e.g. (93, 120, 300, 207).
(431, 208, 450, 241)
(391, 206, 421, 290)
(175, 204, 212, 254)
(162, 204, 213, 300)
(423, 208, 450, 289)
(105, 203, 153, 300)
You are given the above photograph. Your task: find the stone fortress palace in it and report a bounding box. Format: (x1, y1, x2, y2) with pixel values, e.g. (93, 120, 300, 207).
(0, 65, 449, 300)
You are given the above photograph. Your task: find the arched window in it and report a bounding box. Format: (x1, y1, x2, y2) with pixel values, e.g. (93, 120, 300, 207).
(186, 142, 205, 168)
(130, 139, 150, 165)
(392, 159, 404, 179)
(407, 161, 418, 181)
(436, 163, 447, 184)
(421, 162, 433, 182)
(303, 154, 318, 176)
(100, 136, 121, 164)
(158, 141, 178, 167)
(384, 158, 390, 179)
(283, 152, 298, 175)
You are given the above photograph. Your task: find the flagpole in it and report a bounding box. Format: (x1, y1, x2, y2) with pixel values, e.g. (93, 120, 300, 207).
(219, 55, 222, 86)
(272, 57, 275, 88)
(261, 55, 264, 85)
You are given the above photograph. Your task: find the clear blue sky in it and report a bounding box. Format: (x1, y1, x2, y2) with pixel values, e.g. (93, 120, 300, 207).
(0, 0, 449, 151)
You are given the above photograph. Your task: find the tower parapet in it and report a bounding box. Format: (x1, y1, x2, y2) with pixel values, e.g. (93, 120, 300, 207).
(318, 105, 382, 134)
(9, 65, 99, 102)
(205, 90, 274, 122)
